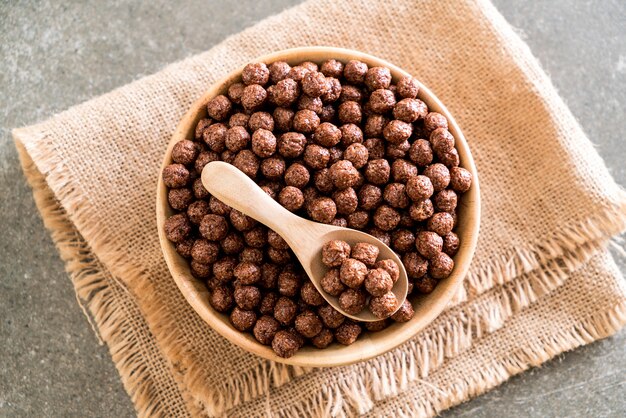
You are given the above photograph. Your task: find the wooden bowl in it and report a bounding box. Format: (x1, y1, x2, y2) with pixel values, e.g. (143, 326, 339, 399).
(156, 47, 480, 367)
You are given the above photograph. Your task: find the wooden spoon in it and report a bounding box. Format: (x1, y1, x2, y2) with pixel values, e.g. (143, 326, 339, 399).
(201, 161, 408, 322)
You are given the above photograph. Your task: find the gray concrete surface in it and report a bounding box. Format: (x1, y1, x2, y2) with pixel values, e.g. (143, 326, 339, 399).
(0, 0, 624, 416)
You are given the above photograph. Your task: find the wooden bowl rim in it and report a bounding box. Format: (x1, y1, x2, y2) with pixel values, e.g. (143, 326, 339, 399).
(156, 46, 481, 367)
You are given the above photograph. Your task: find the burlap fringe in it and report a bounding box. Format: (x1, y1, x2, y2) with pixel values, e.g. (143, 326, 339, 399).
(15, 142, 188, 418)
(14, 125, 626, 417)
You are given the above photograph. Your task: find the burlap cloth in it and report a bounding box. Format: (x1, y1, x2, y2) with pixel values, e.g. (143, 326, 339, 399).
(12, 0, 626, 416)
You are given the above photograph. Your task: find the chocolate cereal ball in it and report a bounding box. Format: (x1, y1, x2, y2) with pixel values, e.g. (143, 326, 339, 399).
(409, 199, 434, 221)
(364, 138, 385, 160)
(364, 114, 388, 138)
(427, 212, 454, 236)
(251, 129, 276, 158)
(195, 151, 220, 175)
(364, 320, 388, 332)
(406, 175, 434, 201)
(335, 322, 362, 345)
(415, 231, 443, 259)
(383, 120, 413, 144)
(302, 71, 329, 97)
(429, 252, 455, 279)
(230, 209, 257, 231)
(292, 109, 320, 133)
(303, 144, 330, 169)
(393, 98, 427, 123)
(284, 163, 310, 189)
(323, 77, 342, 103)
(227, 83, 245, 104)
(203, 123, 227, 152)
(294, 311, 323, 338)
(175, 238, 194, 259)
(320, 268, 346, 296)
(430, 127, 455, 154)
(344, 143, 369, 169)
(365, 268, 393, 297)
(321, 240, 351, 268)
(365, 67, 392, 90)
(193, 177, 210, 199)
(171, 140, 198, 165)
(269, 61, 291, 83)
(351, 242, 379, 267)
(386, 140, 410, 159)
(163, 164, 190, 188)
(267, 247, 292, 265)
(248, 111, 274, 132)
(243, 226, 267, 248)
(298, 95, 323, 113)
(273, 107, 294, 132)
(209, 195, 231, 216)
(402, 252, 428, 279)
(318, 304, 345, 329)
(338, 101, 362, 124)
(278, 186, 304, 212)
(195, 118, 212, 139)
(375, 259, 400, 283)
(199, 214, 228, 241)
(168, 188, 193, 211)
(272, 78, 300, 107)
(433, 189, 458, 212)
(260, 292, 279, 314)
(267, 230, 289, 250)
(391, 299, 415, 322)
(383, 183, 409, 209)
(272, 330, 300, 358)
(260, 156, 286, 179)
(229, 112, 249, 128)
(424, 112, 448, 132)
(369, 292, 398, 319)
(339, 258, 368, 288)
(313, 168, 334, 193)
(190, 260, 211, 278)
(338, 288, 367, 315)
(278, 132, 307, 158)
(396, 76, 420, 98)
(347, 211, 369, 229)
(332, 217, 348, 228)
(259, 263, 280, 289)
(326, 161, 356, 190)
(391, 159, 418, 183)
(368, 89, 396, 114)
(191, 239, 219, 264)
(319, 105, 336, 122)
(278, 267, 302, 297)
(311, 328, 334, 348)
(220, 233, 244, 255)
(240, 247, 264, 264)
(321, 59, 344, 78)
(234, 285, 262, 310)
(253, 315, 280, 345)
(234, 261, 261, 285)
(213, 257, 236, 283)
(373, 205, 401, 231)
(408, 139, 434, 167)
(209, 286, 234, 312)
(450, 167, 472, 193)
(308, 197, 337, 223)
(314, 122, 342, 147)
(358, 184, 383, 210)
(225, 126, 250, 152)
(367, 227, 391, 247)
(230, 307, 257, 332)
(206, 95, 232, 121)
(274, 297, 298, 326)
(242, 62, 270, 86)
(443, 232, 460, 257)
(233, 150, 259, 178)
(364, 159, 390, 185)
(339, 123, 363, 146)
(414, 275, 438, 293)
(391, 229, 416, 253)
(301, 281, 325, 306)
(344, 60, 368, 84)
(241, 84, 267, 111)
(333, 187, 358, 215)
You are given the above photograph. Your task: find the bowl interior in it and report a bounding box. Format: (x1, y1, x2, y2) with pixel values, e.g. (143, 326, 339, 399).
(156, 46, 480, 367)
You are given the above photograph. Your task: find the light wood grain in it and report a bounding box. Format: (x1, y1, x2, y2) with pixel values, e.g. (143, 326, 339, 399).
(201, 161, 408, 322)
(156, 46, 481, 367)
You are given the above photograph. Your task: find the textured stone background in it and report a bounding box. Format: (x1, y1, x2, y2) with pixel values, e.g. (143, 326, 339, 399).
(1, 1, 624, 416)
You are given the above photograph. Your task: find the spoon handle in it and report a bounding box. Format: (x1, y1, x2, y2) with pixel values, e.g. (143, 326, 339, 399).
(201, 161, 300, 234)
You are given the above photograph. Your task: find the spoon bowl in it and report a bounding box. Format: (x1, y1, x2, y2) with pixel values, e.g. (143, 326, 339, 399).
(156, 46, 480, 367)
(201, 161, 408, 322)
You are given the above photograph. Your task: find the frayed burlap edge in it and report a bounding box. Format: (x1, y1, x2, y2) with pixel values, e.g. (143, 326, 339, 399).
(14, 141, 201, 418)
(13, 122, 626, 416)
